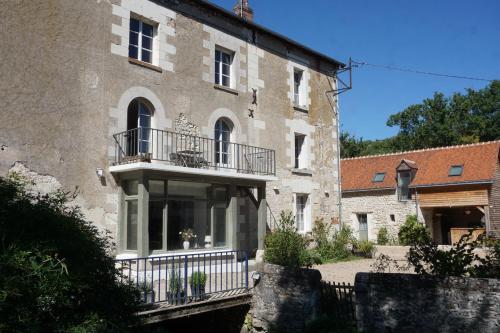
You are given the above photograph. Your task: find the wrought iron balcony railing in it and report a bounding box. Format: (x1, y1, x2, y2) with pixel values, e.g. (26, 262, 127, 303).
(113, 128, 276, 176)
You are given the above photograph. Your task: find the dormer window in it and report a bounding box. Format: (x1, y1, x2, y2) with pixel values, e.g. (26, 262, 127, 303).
(449, 165, 463, 176)
(373, 172, 385, 182)
(397, 171, 411, 201)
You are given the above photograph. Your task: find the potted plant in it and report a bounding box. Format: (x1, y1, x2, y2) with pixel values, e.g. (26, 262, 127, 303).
(167, 272, 185, 305)
(179, 228, 196, 250)
(138, 281, 155, 304)
(189, 271, 207, 300)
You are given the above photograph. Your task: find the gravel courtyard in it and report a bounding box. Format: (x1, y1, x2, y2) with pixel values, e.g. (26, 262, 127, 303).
(315, 246, 412, 284)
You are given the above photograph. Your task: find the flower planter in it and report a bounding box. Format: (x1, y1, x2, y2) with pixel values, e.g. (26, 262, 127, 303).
(183, 241, 190, 250)
(140, 290, 155, 304)
(167, 291, 186, 305)
(190, 284, 206, 300)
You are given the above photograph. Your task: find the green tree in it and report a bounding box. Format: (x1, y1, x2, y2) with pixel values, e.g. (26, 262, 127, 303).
(340, 81, 500, 158)
(0, 176, 141, 332)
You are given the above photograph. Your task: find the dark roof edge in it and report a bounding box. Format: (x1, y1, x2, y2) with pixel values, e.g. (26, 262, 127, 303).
(343, 180, 493, 192)
(192, 0, 345, 68)
(411, 180, 493, 189)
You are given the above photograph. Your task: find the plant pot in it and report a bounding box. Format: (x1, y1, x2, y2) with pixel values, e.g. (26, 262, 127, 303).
(167, 291, 186, 305)
(190, 284, 206, 300)
(183, 241, 190, 250)
(140, 290, 155, 304)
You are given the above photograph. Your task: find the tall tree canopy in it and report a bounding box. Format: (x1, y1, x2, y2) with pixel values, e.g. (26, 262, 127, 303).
(341, 81, 500, 158)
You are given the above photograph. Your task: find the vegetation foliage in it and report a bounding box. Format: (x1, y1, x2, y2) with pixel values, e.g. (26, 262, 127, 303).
(341, 81, 500, 158)
(377, 227, 389, 245)
(310, 218, 361, 263)
(398, 215, 431, 246)
(264, 211, 316, 268)
(0, 176, 141, 332)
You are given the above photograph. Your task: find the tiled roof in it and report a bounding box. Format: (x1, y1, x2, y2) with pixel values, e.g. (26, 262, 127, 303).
(341, 141, 500, 191)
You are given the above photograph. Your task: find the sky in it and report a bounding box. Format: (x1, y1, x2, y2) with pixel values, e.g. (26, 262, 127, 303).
(210, 0, 500, 140)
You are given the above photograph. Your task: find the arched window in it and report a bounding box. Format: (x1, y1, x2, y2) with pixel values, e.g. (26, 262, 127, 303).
(214, 119, 232, 166)
(127, 98, 153, 155)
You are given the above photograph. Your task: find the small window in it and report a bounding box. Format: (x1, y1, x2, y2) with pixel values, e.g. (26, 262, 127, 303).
(294, 134, 306, 169)
(215, 49, 233, 87)
(390, 214, 395, 222)
(449, 165, 463, 176)
(293, 69, 303, 105)
(373, 172, 385, 182)
(129, 17, 154, 63)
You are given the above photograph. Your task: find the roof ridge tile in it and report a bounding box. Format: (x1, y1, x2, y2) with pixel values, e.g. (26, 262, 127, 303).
(341, 139, 500, 161)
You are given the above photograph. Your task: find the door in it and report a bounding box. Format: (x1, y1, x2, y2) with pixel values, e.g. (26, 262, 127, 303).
(358, 214, 368, 241)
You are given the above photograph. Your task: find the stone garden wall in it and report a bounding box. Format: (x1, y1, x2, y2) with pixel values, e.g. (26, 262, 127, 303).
(248, 263, 322, 333)
(355, 272, 500, 333)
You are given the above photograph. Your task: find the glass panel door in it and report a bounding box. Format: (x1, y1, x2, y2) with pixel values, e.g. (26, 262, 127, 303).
(358, 214, 368, 241)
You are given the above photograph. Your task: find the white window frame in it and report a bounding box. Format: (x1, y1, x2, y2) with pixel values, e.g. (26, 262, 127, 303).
(215, 48, 234, 88)
(294, 193, 310, 233)
(294, 133, 307, 169)
(129, 17, 156, 64)
(293, 68, 304, 105)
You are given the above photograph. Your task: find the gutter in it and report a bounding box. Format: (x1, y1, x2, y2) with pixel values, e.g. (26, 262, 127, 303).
(342, 179, 493, 193)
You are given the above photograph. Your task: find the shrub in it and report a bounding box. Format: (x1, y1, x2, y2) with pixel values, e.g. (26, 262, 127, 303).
(264, 211, 316, 267)
(377, 227, 389, 245)
(329, 226, 356, 260)
(311, 218, 335, 261)
(0, 176, 141, 332)
(407, 231, 500, 278)
(398, 215, 431, 246)
(355, 240, 375, 258)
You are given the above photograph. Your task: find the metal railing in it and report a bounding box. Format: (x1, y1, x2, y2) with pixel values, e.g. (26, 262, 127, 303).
(115, 250, 249, 306)
(113, 128, 276, 176)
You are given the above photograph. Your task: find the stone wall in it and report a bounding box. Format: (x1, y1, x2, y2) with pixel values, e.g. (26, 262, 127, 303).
(249, 263, 322, 332)
(355, 273, 500, 333)
(342, 190, 424, 241)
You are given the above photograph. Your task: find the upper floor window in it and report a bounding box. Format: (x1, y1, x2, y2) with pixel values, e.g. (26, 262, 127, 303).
(397, 171, 411, 201)
(449, 165, 463, 176)
(129, 17, 154, 63)
(294, 133, 306, 169)
(293, 69, 303, 105)
(215, 49, 233, 87)
(373, 172, 386, 182)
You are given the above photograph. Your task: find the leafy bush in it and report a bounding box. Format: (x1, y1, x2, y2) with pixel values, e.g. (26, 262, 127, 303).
(311, 218, 335, 261)
(407, 231, 500, 278)
(264, 211, 316, 267)
(355, 240, 375, 258)
(377, 227, 389, 245)
(398, 215, 431, 246)
(189, 271, 207, 286)
(330, 226, 356, 260)
(0, 176, 141, 332)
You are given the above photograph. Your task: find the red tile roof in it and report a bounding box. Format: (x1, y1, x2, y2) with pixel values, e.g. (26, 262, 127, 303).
(341, 141, 500, 191)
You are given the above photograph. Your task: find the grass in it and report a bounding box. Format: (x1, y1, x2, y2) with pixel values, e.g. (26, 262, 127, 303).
(314, 254, 364, 265)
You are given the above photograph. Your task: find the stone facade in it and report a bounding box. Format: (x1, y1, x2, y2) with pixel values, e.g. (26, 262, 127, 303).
(249, 263, 322, 332)
(342, 190, 424, 242)
(355, 273, 500, 333)
(0, 0, 341, 257)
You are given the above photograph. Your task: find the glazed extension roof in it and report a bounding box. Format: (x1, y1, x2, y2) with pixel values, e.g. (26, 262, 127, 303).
(341, 141, 500, 192)
(187, 0, 345, 68)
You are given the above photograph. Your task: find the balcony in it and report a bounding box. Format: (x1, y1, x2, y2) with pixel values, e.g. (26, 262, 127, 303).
(111, 128, 276, 180)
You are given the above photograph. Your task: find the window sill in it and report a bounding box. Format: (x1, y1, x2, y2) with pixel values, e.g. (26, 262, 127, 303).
(214, 84, 239, 95)
(128, 57, 162, 73)
(291, 168, 313, 176)
(293, 104, 309, 113)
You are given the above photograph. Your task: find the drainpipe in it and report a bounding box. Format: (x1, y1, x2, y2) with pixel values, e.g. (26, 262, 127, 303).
(335, 79, 343, 228)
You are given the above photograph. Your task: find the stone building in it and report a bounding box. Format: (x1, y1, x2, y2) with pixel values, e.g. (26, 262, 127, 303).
(0, 0, 344, 259)
(341, 141, 500, 244)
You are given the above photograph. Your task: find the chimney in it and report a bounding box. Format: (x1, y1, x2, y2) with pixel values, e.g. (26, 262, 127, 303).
(233, 0, 253, 21)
